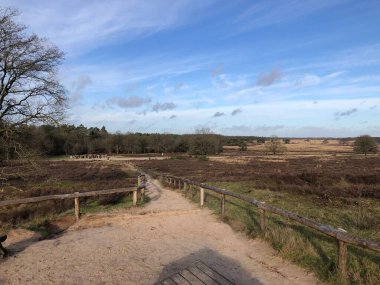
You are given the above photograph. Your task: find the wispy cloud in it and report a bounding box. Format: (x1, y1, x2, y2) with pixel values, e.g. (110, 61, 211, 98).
(296, 74, 322, 87)
(11, 0, 218, 55)
(169, 115, 177, 119)
(152, 102, 177, 112)
(212, 73, 247, 89)
(70, 75, 91, 102)
(213, 111, 225, 118)
(255, 125, 285, 132)
(334, 108, 358, 120)
(231, 108, 242, 116)
(257, 68, 282, 86)
(107, 96, 151, 109)
(235, 0, 346, 32)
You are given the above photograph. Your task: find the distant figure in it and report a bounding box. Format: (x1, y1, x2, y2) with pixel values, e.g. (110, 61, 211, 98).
(162, 152, 164, 156)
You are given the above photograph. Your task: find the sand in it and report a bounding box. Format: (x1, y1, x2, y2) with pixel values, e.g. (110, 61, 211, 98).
(0, 177, 319, 285)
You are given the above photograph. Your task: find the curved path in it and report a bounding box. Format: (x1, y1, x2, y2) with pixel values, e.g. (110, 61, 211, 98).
(1, 177, 318, 285)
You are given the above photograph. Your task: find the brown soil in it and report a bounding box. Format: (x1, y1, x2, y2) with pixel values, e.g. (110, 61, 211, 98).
(0, 177, 318, 285)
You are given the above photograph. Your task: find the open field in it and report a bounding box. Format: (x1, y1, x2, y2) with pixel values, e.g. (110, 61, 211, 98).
(1, 142, 379, 284)
(224, 138, 358, 155)
(136, 155, 380, 199)
(135, 149, 380, 284)
(0, 160, 139, 236)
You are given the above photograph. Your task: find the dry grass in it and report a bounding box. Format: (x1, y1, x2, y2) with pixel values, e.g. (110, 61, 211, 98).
(0, 160, 139, 236)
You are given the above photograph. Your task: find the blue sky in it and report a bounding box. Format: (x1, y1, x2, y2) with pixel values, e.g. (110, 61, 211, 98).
(3, 0, 380, 137)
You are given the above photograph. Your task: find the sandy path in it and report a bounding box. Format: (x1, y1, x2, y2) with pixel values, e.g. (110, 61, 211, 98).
(0, 177, 318, 285)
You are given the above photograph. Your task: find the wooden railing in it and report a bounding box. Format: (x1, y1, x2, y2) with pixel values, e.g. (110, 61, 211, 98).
(160, 174, 380, 282)
(0, 175, 147, 221)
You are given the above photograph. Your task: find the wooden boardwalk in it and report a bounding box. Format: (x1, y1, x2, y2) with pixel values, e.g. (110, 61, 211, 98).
(156, 261, 234, 285)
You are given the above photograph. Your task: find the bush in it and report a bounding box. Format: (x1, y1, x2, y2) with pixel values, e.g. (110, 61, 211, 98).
(265, 136, 286, 155)
(353, 135, 378, 156)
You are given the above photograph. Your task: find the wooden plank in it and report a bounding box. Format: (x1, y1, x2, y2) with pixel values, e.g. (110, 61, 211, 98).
(187, 266, 219, 285)
(133, 190, 137, 206)
(179, 269, 205, 285)
(171, 273, 191, 285)
(161, 278, 177, 285)
(74, 192, 80, 221)
(259, 209, 266, 231)
(195, 262, 234, 285)
(77, 187, 135, 198)
(162, 175, 380, 254)
(338, 240, 348, 284)
(0, 187, 136, 207)
(221, 194, 225, 219)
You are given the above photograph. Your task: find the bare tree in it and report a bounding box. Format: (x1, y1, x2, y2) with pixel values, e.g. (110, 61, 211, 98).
(265, 136, 286, 155)
(0, 8, 66, 163)
(0, 8, 66, 127)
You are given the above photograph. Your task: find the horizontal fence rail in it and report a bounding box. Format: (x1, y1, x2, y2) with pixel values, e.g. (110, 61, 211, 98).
(0, 187, 141, 207)
(0, 175, 147, 222)
(160, 174, 380, 282)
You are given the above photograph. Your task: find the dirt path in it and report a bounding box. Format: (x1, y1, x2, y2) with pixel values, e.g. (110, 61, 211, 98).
(1, 177, 319, 285)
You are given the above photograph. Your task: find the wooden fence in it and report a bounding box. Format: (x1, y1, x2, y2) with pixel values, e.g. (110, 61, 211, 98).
(0, 175, 146, 222)
(160, 174, 380, 282)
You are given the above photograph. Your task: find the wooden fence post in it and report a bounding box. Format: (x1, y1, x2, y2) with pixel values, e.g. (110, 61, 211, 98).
(221, 194, 225, 219)
(138, 175, 145, 203)
(178, 180, 182, 190)
(141, 187, 145, 202)
(259, 208, 266, 231)
(338, 240, 348, 283)
(74, 192, 80, 221)
(200, 188, 204, 207)
(133, 189, 138, 206)
(138, 175, 142, 186)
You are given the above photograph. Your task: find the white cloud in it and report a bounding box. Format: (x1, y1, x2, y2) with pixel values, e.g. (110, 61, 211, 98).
(107, 96, 151, 108)
(8, 0, 217, 55)
(152, 102, 177, 112)
(70, 75, 92, 102)
(296, 74, 322, 87)
(235, 0, 346, 32)
(256, 69, 282, 86)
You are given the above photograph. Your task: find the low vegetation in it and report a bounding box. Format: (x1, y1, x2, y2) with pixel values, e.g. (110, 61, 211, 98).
(0, 160, 139, 236)
(140, 153, 380, 284)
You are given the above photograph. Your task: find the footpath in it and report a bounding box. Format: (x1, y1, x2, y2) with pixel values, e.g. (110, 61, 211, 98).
(0, 177, 318, 285)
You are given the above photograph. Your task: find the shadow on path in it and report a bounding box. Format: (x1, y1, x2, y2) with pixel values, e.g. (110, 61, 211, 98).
(156, 247, 264, 285)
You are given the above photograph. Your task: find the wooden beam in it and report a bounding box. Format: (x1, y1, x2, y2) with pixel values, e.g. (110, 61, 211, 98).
(133, 189, 138, 206)
(200, 188, 204, 207)
(74, 192, 80, 221)
(160, 174, 380, 254)
(0, 187, 136, 207)
(259, 209, 266, 231)
(338, 240, 348, 283)
(221, 194, 225, 219)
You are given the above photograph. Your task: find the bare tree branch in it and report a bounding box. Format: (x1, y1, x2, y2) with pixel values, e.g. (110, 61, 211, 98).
(0, 7, 67, 127)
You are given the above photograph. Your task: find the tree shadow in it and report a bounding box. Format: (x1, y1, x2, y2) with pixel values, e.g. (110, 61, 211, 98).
(155, 247, 264, 285)
(146, 178, 164, 202)
(1, 219, 73, 259)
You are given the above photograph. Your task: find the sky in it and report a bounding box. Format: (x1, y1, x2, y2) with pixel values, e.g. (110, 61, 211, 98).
(2, 0, 380, 137)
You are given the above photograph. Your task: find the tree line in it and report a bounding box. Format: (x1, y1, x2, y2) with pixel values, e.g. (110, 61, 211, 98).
(0, 124, 225, 161)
